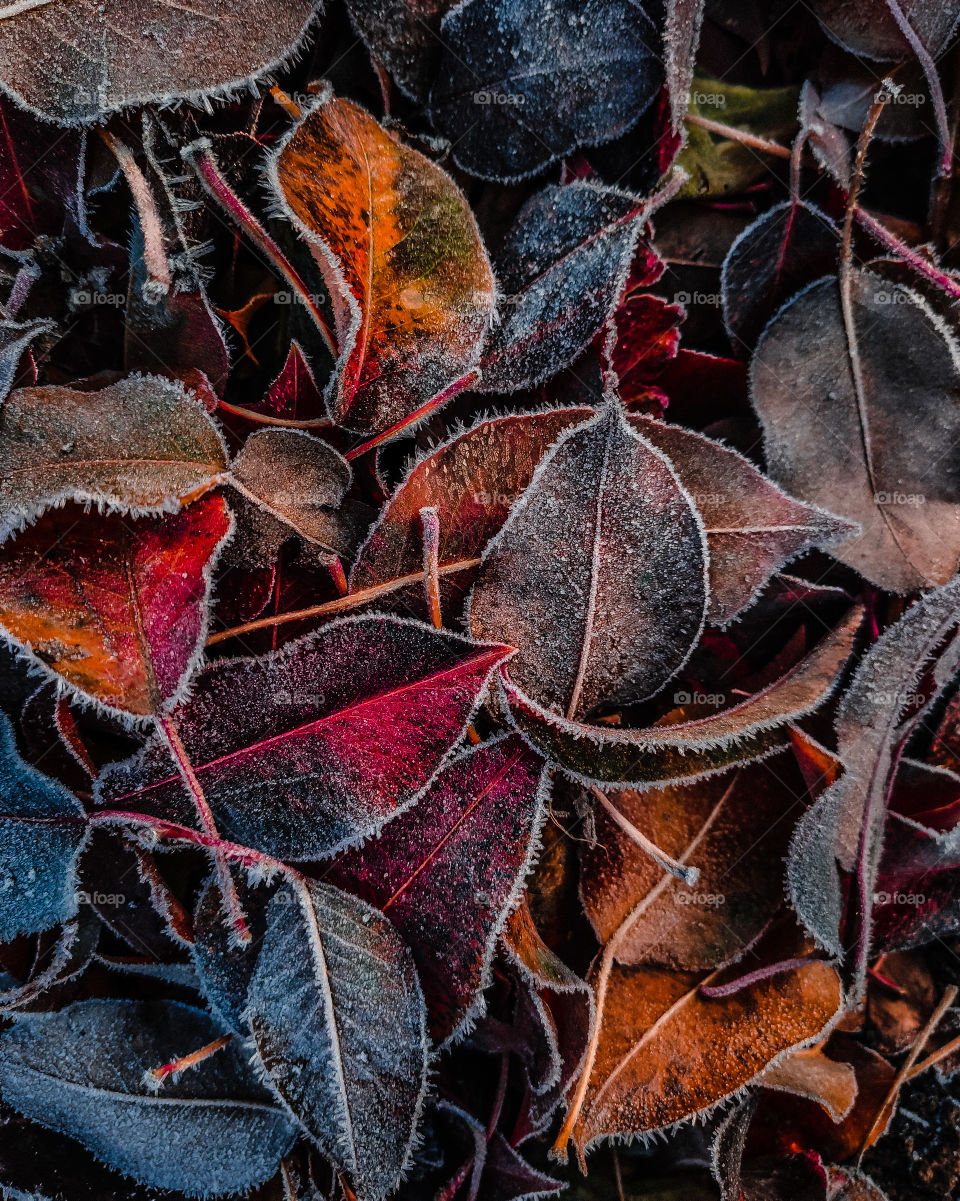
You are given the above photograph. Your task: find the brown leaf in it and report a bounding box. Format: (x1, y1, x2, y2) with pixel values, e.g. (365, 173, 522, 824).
(750, 268, 960, 592)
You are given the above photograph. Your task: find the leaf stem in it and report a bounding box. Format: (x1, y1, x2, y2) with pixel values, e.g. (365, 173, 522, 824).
(884, 0, 952, 177)
(100, 130, 171, 302)
(217, 398, 332, 429)
(144, 1034, 233, 1089)
(344, 371, 480, 460)
(420, 507, 443, 628)
(684, 112, 793, 160)
(182, 140, 337, 357)
(206, 557, 482, 645)
(854, 206, 960, 302)
(158, 715, 251, 945)
(91, 810, 282, 873)
(590, 786, 699, 885)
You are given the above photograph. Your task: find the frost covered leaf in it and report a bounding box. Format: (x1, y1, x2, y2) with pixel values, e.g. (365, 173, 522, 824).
(0, 711, 86, 941)
(0, 492, 231, 719)
(566, 957, 842, 1154)
(271, 94, 494, 433)
(664, 0, 706, 132)
(228, 428, 352, 566)
(96, 615, 512, 859)
(633, 416, 855, 624)
(503, 606, 862, 785)
(810, 0, 960, 59)
(0, 999, 296, 1196)
(0, 319, 54, 406)
(345, 0, 457, 101)
(750, 268, 960, 592)
(351, 409, 591, 592)
(721, 201, 838, 354)
(246, 877, 427, 1201)
(0, 0, 324, 125)
(428, 0, 663, 182)
(581, 754, 808, 970)
(331, 734, 548, 1040)
(469, 404, 709, 720)
(0, 376, 227, 540)
(478, 183, 647, 393)
(787, 575, 960, 993)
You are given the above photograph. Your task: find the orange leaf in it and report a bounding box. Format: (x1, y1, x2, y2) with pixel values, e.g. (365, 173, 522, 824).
(0, 494, 231, 719)
(271, 94, 494, 433)
(566, 957, 842, 1154)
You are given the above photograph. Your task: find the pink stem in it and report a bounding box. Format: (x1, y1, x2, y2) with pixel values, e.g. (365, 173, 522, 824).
(183, 140, 337, 357)
(345, 371, 479, 460)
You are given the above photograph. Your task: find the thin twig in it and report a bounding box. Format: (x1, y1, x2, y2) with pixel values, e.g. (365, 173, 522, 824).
(591, 785, 699, 885)
(857, 984, 958, 1162)
(207, 557, 482, 645)
(420, 507, 443, 628)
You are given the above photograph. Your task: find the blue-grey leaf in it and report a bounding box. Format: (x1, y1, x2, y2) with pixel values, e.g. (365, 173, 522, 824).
(428, 0, 663, 181)
(479, 183, 646, 393)
(246, 878, 429, 1201)
(0, 710, 87, 940)
(0, 999, 296, 1198)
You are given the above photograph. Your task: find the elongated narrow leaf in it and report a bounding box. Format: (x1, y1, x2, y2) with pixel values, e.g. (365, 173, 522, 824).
(504, 607, 862, 785)
(0, 492, 232, 719)
(567, 958, 842, 1154)
(428, 0, 663, 181)
(270, 94, 494, 433)
(0, 376, 227, 539)
(750, 269, 960, 592)
(0, 1000, 296, 1196)
(247, 878, 428, 1201)
(788, 575, 960, 993)
(469, 404, 709, 719)
(97, 615, 512, 859)
(0, 711, 86, 940)
(0, 1, 324, 125)
(479, 183, 647, 393)
(332, 734, 549, 1040)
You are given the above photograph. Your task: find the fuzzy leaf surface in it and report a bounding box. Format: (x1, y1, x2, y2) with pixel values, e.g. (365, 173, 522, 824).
(0, 492, 231, 718)
(246, 878, 428, 1201)
(0, 376, 227, 539)
(331, 734, 548, 1040)
(272, 95, 494, 433)
(97, 615, 512, 858)
(469, 405, 708, 719)
(0, 999, 296, 1196)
